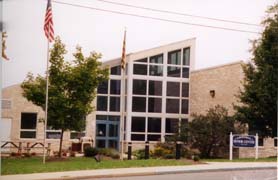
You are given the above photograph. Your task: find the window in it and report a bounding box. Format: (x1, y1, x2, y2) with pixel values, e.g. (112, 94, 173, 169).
(97, 96, 107, 111)
(148, 135, 161, 141)
(167, 66, 181, 77)
(46, 130, 61, 139)
(133, 64, 147, 75)
(110, 65, 121, 75)
(20, 113, 37, 138)
(148, 117, 161, 133)
(166, 118, 179, 133)
(168, 50, 181, 65)
(109, 124, 119, 137)
(166, 99, 180, 113)
(131, 134, 145, 141)
(97, 81, 108, 94)
(149, 81, 162, 96)
(110, 80, 121, 95)
(133, 79, 147, 95)
(110, 97, 120, 112)
(181, 99, 189, 114)
(167, 82, 180, 97)
(150, 54, 163, 64)
(149, 65, 163, 76)
(182, 83, 189, 97)
(148, 98, 162, 113)
(182, 67, 189, 78)
(132, 97, 146, 112)
(96, 115, 107, 121)
(183, 47, 190, 66)
(135, 58, 147, 63)
(131, 117, 145, 132)
(70, 131, 85, 139)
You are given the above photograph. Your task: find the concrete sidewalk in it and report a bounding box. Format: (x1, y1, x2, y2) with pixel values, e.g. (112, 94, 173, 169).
(1, 162, 277, 180)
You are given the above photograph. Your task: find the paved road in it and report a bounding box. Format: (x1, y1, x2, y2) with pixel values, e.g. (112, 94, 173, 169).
(89, 169, 277, 180)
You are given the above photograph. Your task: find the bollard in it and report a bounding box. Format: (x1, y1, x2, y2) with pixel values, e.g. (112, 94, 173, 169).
(176, 141, 181, 159)
(145, 141, 149, 159)
(128, 142, 132, 160)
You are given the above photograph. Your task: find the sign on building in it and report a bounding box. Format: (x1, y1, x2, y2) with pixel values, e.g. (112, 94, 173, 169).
(229, 132, 258, 160)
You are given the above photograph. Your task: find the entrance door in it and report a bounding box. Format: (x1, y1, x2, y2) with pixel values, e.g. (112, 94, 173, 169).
(1, 118, 12, 152)
(96, 117, 120, 150)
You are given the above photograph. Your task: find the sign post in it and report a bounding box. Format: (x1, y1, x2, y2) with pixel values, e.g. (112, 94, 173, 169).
(255, 133, 258, 159)
(230, 133, 257, 160)
(229, 132, 233, 160)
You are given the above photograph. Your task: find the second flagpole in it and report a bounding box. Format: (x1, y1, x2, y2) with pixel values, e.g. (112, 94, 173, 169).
(43, 40, 50, 164)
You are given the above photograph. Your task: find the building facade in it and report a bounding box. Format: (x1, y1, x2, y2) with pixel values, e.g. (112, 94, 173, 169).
(1, 38, 277, 157)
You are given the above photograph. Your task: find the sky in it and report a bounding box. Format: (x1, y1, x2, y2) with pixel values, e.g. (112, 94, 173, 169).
(1, 0, 276, 88)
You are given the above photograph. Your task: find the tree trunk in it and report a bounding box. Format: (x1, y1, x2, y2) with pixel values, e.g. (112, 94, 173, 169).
(58, 129, 64, 157)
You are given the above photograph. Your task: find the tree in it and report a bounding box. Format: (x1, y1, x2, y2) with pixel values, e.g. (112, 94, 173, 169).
(21, 37, 109, 156)
(234, 4, 278, 138)
(189, 105, 238, 158)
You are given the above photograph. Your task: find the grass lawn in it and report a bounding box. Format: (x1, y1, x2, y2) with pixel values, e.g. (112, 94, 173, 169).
(1, 157, 193, 175)
(202, 157, 277, 162)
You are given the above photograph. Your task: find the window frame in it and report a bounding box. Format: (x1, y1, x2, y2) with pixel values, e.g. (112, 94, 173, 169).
(20, 112, 37, 139)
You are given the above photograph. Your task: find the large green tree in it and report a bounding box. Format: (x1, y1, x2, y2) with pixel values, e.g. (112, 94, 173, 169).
(189, 105, 239, 158)
(21, 37, 109, 156)
(234, 4, 278, 138)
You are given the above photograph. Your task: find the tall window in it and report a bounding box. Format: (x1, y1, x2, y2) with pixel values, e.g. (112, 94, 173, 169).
(110, 65, 121, 75)
(20, 113, 37, 138)
(183, 47, 190, 66)
(168, 50, 181, 65)
(97, 79, 121, 112)
(131, 116, 161, 141)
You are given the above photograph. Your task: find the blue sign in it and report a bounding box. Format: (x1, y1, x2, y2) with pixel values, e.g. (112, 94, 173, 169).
(233, 135, 256, 147)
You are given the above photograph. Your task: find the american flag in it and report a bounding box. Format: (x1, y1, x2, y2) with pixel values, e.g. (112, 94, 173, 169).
(44, 0, 54, 42)
(121, 30, 126, 70)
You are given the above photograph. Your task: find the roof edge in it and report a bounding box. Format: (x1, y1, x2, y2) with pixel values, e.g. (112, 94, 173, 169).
(191, 60, 244, 73)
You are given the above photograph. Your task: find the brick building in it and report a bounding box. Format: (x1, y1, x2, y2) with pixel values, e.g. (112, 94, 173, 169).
(1, 38, 277, 158)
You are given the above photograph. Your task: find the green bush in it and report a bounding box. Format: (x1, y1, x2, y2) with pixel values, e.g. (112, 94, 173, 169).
(193, 155, 200, 161)
(84, 147, 99, 157)
(163, 153, 175, 159)
(98, 148, 120, 159)
(133, 149, 145, 159)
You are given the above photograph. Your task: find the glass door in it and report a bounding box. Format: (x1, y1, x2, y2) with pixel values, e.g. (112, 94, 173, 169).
(96, 116, 120, 150)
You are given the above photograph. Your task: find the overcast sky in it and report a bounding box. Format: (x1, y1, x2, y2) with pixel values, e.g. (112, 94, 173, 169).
(1, 0, 276, 88)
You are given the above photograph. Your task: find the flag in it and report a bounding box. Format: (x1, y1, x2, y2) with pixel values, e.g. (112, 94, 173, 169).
(121, 30, 126, 70)
(44, 0, 54, 42)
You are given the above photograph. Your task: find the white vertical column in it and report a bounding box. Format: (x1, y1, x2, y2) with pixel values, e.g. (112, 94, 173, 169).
(161, 52, 167, 142)
(229, 132, 233, 161)
(255, 133, 258, 160)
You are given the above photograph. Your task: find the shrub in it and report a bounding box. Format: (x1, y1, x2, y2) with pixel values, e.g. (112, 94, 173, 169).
(23, 153, 31, 158)
(98, 148, 120, 159)
(193, 155, 200, 161)
(133, 149, 145, 160)
(31, 152, 36, 156)
(70, 151, 76, 157)
(10, 152, 17, 157)
(111, 153, 120, 159)
(163, 153, 175, 159)
(84, 147, 99, 157)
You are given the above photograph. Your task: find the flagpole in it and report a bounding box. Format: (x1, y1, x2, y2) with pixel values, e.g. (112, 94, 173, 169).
(43, 40, 50, 164)
(120, 68, 125, 160)
(120, 29, 126, 160)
